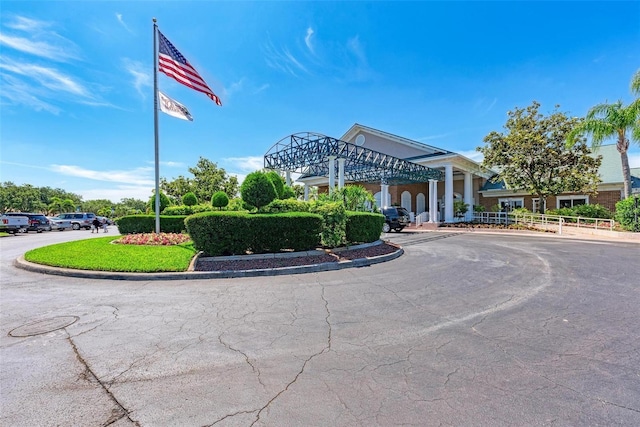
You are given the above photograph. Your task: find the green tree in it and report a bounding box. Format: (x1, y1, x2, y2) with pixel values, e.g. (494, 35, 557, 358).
(478, 101, 602, 214)
(567, 75, 640, 199)
(160, 176, 193, 205)
(240, 171, 277, 210)
(82, 199, 113, 215)
(453, 200, 469, 218)
(281, 185, 296, 199)
(182, 192, 198, 206)
(211, 191, 229, 210)
(189, 157, 239, 201)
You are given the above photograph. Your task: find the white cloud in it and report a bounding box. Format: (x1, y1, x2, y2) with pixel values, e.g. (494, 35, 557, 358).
(50, 164, 155, 186)
(305, 27, 315, 54)
(254, 83, 270, 94)
(224, 156, 264, 172)
(0, 16, 81, 61)
(0, 74, 61, 113)
(122, 58, 151, 98)
(0, 60, 91, 97)
(473, 97, 497, 116)
(115, 13, 134, 34)
(457, 149, 484, 163)
(77, 185, 153, 203)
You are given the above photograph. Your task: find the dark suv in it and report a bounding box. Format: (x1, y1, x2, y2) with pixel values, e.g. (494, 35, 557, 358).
(382, 206, 411, 232)
(3, 212, 50, 233)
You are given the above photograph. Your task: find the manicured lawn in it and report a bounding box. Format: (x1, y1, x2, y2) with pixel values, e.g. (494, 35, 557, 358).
(25, 236, 197, 272)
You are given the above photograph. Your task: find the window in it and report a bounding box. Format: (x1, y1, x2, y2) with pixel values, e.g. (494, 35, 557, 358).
(557, 196, 588, 209)
(498, 198, 524, 212)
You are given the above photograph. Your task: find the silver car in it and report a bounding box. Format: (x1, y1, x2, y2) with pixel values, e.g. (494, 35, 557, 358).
(47, 216, 73, 231)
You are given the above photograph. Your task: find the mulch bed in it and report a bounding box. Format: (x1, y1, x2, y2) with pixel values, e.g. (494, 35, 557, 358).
(194, 242, 400, 272)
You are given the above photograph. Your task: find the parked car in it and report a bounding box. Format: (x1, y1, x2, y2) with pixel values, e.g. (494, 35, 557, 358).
(382, 206, 411, 233)
(3, 212, 50, 233)
(0, 214, 30, 234)
(47, 216, 73, 231)
(58, 212, 96, 230)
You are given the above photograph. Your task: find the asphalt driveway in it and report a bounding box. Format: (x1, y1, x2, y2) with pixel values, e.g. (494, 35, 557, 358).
(1, 230, 639, 426)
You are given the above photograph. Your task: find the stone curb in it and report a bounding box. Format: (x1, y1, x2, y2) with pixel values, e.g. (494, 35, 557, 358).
(13, 242, 403, 281)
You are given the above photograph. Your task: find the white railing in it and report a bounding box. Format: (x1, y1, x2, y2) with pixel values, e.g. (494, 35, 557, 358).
(473, 211, 615, 234)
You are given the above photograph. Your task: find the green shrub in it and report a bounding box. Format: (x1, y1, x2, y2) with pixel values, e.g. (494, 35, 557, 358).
(227, 198, 249, 211)
(346, 211, 384, 244)
(615, 196, 640, 231)
(182, 192, 198, 206)
(148, 192, 171, 213)
(162, 204, 213, 216)
(261, 198, 310, 213)
(473, 205, 486, 212)
(573, 203, 611, 219)
(240, 171, 278, 210)
(116, 215, 187, 234)
(211, 191, 230, 210)
(185, 211, 322, 256)
(281, 185, 296, 199)
(265, 170, 285, 199)
(310, 201, 346, 248)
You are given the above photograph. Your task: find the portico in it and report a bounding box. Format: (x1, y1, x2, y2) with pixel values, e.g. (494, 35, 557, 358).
(264, 124, 491, 223)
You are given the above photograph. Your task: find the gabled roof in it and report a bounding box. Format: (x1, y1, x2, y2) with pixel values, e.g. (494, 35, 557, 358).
(341, 123, 453, 157)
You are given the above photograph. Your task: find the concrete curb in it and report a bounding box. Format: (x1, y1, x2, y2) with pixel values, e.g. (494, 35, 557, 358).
(13, 241, 404, 281)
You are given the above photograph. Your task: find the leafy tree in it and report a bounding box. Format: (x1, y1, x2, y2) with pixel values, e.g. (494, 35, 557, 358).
(148, 191, 171, 213)
(211, 191, 229, 210)
(478, 101, 601, 214)
(240, 171, 277, 210)
(182, 192, 198, 206)
(82, 199, 113, 215)
(114, 198, 147, 216)
(160, 176, 194, 205)
(0, 182, 46, 213)
(566, 73, 640, 199)
(189, 157, 239, 201)
(265, 170, 285, 199)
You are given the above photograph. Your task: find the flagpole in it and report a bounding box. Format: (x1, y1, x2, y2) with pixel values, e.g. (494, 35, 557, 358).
(153, 18, 161, 234)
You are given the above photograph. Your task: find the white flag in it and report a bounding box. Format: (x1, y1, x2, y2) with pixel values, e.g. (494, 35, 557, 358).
(158, 90, 193, 121)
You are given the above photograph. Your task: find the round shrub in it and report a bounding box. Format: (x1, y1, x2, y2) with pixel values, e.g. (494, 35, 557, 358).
(266, 170, 285, 199)
(240, 171, 277, 210)
(211, 191, 229, 210)
(182, 192, 198, 206)
(148, 192, 171, 213)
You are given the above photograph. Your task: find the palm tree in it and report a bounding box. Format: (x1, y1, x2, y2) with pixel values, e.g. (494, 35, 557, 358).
(568, 71, 640, 199)
(631, 69, 640, 95)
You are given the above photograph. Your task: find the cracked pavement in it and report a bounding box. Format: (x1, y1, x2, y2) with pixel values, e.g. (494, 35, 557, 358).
(1, 231, 639, 426)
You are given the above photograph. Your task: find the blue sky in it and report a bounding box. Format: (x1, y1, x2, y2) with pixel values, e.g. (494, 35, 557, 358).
(1, 1, 639, 203)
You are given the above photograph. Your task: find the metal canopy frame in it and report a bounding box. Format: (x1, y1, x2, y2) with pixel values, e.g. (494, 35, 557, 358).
(264, 132, 443, 185)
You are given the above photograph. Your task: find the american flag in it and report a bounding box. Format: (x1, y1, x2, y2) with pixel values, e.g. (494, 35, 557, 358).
(158, 30, 222, 106)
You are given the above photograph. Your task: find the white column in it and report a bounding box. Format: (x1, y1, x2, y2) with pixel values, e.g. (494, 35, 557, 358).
(304, 183, 309, 201)
(328, 156, 336, 194)
(464, 171, 473, 221)
(381, 184, 389, 208)
(338, 158, 345, 189)
(430, 180, 439, 222)
(445, 164, 454, 222)
(285, 171, 291, 186)
(428, 180, 435, 222)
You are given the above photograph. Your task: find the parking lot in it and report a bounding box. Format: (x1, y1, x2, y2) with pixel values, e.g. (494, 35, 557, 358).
(1, 230, 639, 426)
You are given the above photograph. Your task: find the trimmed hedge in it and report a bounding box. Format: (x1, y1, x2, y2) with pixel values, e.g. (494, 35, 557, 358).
(346, 211, 384, 244)
(185, 211, 323, 256)
(116, 215, 188, 234)
(162, 204, 214, 216)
